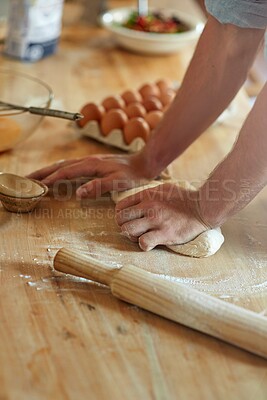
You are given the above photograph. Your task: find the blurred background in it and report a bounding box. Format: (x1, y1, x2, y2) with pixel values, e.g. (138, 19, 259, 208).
(0, 0, 265, 97)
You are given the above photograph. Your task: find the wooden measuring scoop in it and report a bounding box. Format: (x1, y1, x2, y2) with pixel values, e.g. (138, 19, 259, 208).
(0, 173, 48, 212)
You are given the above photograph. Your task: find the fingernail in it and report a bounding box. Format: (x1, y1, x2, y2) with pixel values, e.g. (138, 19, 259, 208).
(77, 186, 92, 199)
(76, 188, 86, 199)
(142, 246, 152, 252)
(145, 246, 153, 252)
(138, 238, 153, 252)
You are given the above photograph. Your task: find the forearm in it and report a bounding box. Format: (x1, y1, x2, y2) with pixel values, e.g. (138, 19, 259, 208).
(199, 81, 267, 227)
(139, 15, 264, 179)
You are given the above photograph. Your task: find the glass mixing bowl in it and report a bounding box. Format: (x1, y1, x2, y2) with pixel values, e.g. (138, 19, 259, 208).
(0, 69, 53, 152)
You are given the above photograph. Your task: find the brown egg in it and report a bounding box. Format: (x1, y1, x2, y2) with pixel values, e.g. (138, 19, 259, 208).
(102, 95, 125, 111)
(123, 118, 150, 145)
(156, 78, 173, 94)
(138, 83, 160, 100)
(100, 109, 128, 136)
(160, 89, 176, 106)
(142, 96, 163, 112)
(144, 111, 164, 130)
(124, 102, 146, 119)
(78, 102, 105, 127)
(121, 90, 142, 105)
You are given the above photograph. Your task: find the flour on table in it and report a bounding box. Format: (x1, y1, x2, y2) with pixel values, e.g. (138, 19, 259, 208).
(111, 180, 224, 258)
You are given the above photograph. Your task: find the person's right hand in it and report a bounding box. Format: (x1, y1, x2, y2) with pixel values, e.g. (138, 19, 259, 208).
(27, 153, 152, 199)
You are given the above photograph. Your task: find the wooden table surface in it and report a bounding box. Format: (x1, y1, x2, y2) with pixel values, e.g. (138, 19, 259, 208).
(0, 5, 267, 400)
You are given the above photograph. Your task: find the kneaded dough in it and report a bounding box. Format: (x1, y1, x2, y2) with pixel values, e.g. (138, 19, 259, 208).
(111, 180, 225, 258)
(166, 228, 224, 258)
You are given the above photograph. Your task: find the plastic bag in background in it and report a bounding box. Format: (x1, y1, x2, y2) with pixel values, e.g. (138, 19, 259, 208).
(4, 0, 64, 62)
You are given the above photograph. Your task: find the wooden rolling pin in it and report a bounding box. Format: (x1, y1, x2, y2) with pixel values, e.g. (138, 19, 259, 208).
(54, 248, 267, 359)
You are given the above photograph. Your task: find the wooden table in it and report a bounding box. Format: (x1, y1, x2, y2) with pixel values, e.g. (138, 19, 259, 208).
(0, 9, 267, 400)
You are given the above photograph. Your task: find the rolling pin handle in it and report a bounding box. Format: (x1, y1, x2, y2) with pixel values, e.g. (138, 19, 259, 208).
(54, 248, 119, 286)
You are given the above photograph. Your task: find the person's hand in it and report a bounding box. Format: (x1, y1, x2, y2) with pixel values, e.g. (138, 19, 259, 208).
(27, 153, 151, 198)
(115, 183, 207, 251)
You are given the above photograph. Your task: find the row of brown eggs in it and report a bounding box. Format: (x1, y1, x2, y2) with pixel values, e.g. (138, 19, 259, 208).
(77, 79, 176, 145)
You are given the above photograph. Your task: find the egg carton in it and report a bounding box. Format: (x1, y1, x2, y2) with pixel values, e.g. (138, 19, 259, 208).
(75, 120, 146, 153)
(73, 76, 238, 154)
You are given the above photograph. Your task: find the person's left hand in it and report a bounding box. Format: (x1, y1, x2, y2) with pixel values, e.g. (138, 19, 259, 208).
(115, 183, 207, 251)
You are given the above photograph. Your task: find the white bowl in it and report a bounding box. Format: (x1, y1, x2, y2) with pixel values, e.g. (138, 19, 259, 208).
(100, 7, 204, 55)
